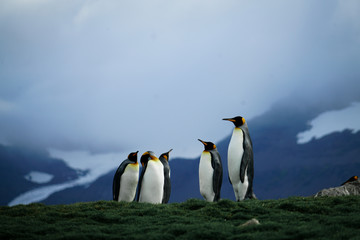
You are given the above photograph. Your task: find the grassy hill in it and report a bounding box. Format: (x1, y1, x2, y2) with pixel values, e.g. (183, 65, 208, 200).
(1, 196, 360, 240)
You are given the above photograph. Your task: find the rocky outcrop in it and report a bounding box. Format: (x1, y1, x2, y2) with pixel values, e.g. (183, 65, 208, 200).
(314, 180, 360, 197)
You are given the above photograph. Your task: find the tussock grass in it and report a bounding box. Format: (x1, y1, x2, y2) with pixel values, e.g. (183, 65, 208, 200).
(1, 196, 360, 240)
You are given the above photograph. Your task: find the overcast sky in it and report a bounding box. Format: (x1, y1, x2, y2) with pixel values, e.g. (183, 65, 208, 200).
(0, 0, 359, 158)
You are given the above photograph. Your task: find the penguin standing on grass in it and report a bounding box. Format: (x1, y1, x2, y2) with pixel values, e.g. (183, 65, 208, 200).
(198, 139, 223, 202)
(159, 149, 172, 204)
(341, 176, 358, 185)
(137, 151, 164, 204)
(112, 151, 139, 202)
(223, 116, 256, 201)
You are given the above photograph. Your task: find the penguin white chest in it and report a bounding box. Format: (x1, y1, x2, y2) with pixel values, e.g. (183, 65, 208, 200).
(228, 128, 248, 201)
(228, 128, 244, 183)
(199, 151, 215, 202)
(118, 163, 139, 202)
(139, 160, 164, 204)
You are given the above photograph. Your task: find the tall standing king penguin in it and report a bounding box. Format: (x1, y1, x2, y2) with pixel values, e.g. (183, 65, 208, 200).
(112, 151, 139, 202)
(223, 116, 256, 201)
(137, 151, 164, 204)
(198, 139, 223, 202)
(159, 149, 172, 204)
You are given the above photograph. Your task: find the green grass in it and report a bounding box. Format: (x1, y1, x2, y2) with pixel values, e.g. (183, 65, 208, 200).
(1, 196, 360, 240)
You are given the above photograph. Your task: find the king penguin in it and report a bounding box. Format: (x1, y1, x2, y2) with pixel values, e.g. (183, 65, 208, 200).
(112, 151, 139, 202)
(223, 116, 256, 201)
(341, 176, 358, 185)
(198, 139, 223, 202)
(137, 151, 164, 204)
(159, 149, 172, 204)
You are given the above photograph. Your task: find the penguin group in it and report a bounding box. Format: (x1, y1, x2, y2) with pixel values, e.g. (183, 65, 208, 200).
(113, 150, 172, 204)
(198, 116, 256, 202)
(112, 115, 255, 203)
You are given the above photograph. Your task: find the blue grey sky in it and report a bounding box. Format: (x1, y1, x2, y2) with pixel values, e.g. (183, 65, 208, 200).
(0, 0, 359, 158)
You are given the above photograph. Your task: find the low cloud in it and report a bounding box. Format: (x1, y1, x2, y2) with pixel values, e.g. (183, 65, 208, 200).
(0, 0, 359, 157)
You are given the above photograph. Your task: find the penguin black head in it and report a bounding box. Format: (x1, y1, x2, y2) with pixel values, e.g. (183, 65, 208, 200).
(198, 139, 216, 151)
(127, 151, 139, 163)
(160, 149, 173, 161)
(223, 116, 246, 127)
(140, 151, 157, 167)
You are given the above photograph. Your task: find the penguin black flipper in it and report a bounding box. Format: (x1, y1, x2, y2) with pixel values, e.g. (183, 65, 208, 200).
(162, 164, 171, 203)
(210, 150, 223, 202)
(239, 129, 252, 183)
(240, 127, 256, 199)
(112, 160, 131, 201)
(245, 158, 256, 199)
(136, 163, 148, 202)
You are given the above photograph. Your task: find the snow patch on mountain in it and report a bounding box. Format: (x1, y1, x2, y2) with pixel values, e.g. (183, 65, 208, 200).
(8, 150, 124, 206)
(297, 102, 360, 144)
(24, 171, 54, 184)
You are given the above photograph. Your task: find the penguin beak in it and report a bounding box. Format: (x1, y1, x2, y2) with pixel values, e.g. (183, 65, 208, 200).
(198, 139, 207, 146)
(165, 149, 173, 160)
(222, 118, 235, 122)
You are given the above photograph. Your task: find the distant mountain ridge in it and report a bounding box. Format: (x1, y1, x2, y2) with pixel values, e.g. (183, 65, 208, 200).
(2, 101, 360, 205)
(42, 102, 360, 204)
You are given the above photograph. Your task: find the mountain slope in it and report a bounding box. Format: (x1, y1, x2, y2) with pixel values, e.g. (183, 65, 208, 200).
(0, 145, 80, 205)
(38, 101, 360, 204)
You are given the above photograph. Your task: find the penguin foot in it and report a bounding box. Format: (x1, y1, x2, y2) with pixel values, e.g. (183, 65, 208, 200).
(244, 192, 257, 200)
